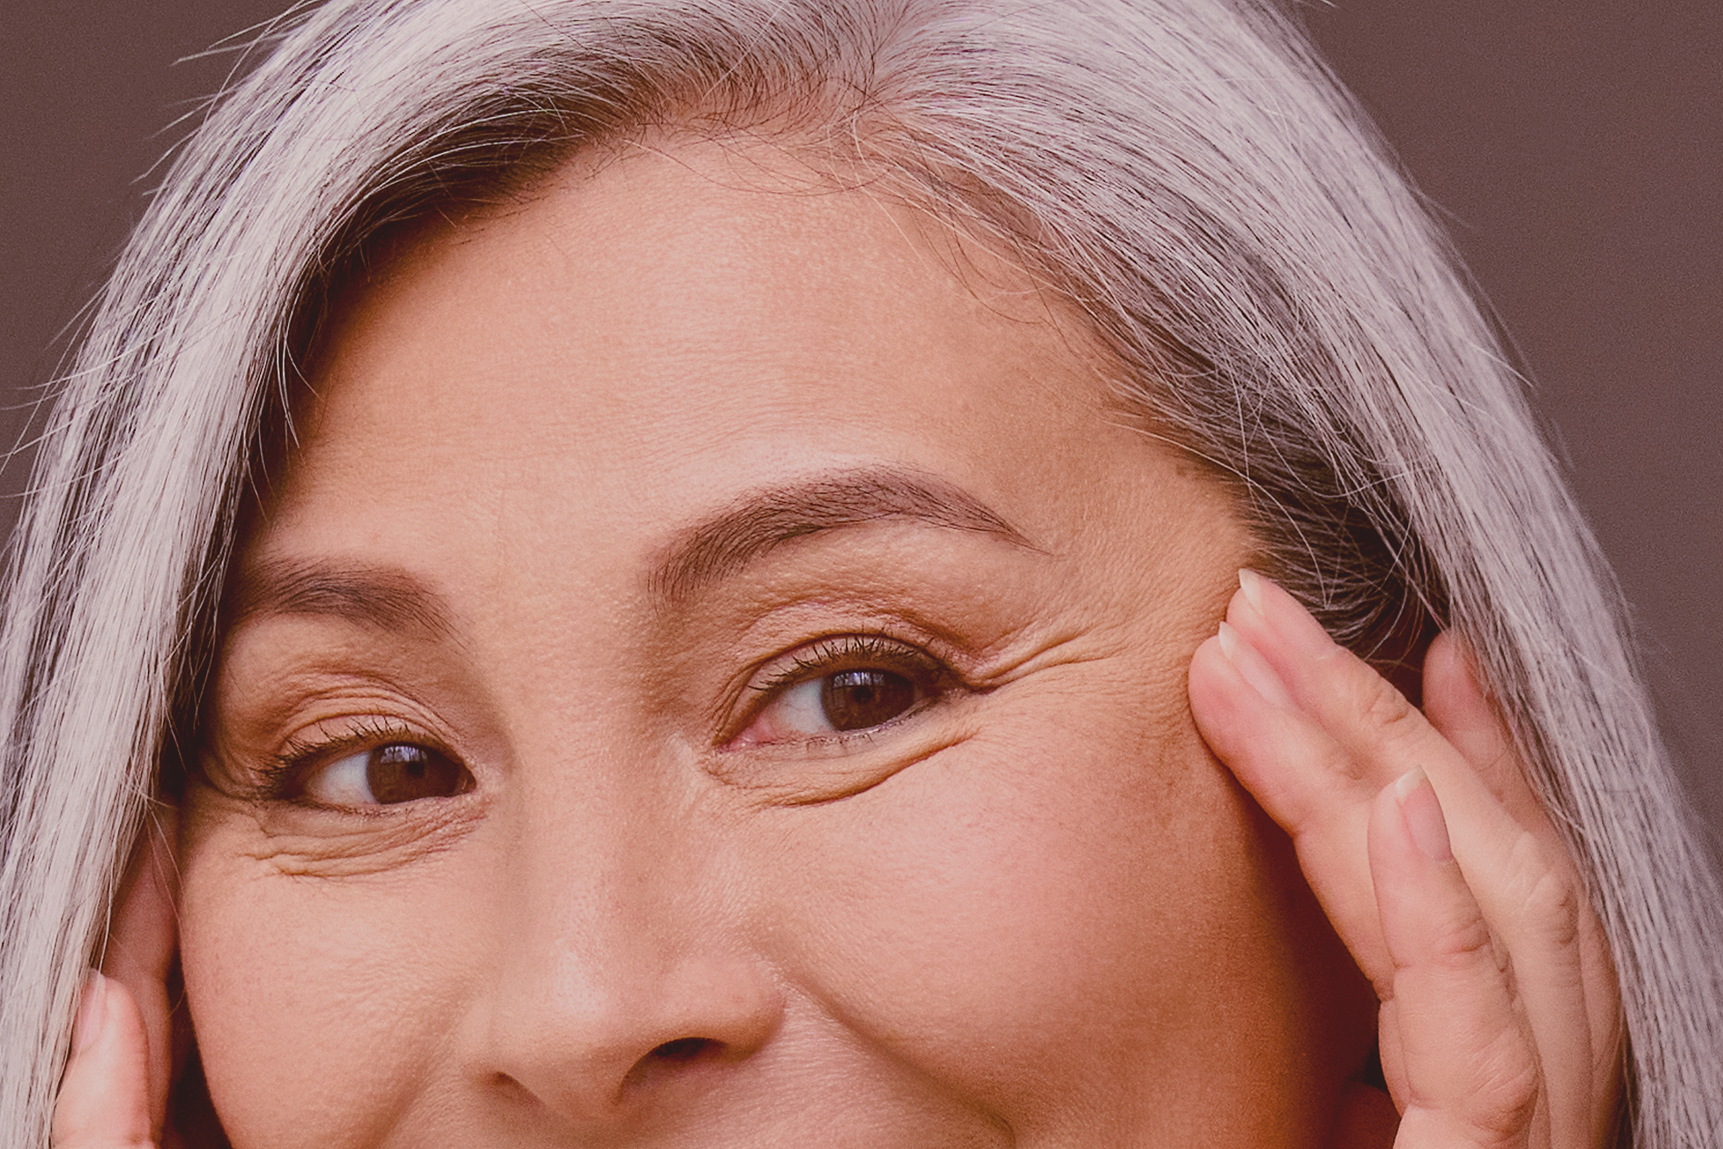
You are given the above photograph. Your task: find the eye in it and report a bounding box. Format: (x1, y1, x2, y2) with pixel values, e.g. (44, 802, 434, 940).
(733, 637, 950, 745)
(300, 742, 472, 807)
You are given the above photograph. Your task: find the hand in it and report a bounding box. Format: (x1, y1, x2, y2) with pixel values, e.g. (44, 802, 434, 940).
(53, 809, 180, 1149)
(1188, 571, 1622, 1149)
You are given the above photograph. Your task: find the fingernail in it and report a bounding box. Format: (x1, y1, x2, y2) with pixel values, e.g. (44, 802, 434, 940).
(72, 970, 107, 1055)
(1392, 768, 1453, 862)
(1238, 568, 1268, 615)
(1217, 621, 1298, 710)
(1236, 568, 1334, 660)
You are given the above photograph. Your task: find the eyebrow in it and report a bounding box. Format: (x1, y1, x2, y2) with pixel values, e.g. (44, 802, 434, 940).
(226, 469, 1030, 632)
(650, 467, 1033, 602)
(226, 559, 455, 639)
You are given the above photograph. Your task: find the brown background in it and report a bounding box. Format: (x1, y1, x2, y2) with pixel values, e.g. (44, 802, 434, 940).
(2, 1, 1719, 845)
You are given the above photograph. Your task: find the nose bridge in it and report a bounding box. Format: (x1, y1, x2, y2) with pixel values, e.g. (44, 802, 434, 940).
(468, 760, 782, 1122)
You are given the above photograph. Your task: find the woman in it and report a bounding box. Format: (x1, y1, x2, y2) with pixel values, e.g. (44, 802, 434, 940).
(4, 0, 1720, 1145)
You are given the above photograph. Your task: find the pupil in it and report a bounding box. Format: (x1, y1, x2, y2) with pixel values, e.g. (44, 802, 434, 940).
(367, 744, 466, 804)
(821, 669, 917, 732)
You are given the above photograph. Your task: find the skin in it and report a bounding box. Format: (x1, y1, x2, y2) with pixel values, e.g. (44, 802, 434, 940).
(53, 138, 1620, 1148)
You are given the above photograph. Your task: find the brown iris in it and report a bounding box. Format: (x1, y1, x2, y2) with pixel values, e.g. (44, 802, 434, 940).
(366, 744, 470, 804)
(820, 669, 919, 732)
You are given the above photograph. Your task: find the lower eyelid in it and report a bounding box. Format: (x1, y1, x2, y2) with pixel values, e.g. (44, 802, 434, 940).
(731, 667, 954, 749)
(709, 699, 980, 803)
(257, 716, 453, 801)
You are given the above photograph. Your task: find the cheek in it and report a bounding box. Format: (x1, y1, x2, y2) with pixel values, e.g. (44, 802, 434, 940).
(177, 813, 473, 1149)
(759, 695, 1350, 1139)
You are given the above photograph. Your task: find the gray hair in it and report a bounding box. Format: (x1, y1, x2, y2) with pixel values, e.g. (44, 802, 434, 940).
(3, 0, 1719, 1145)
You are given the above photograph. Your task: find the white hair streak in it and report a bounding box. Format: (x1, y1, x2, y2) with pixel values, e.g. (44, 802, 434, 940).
(2, 1, 1719, 1145)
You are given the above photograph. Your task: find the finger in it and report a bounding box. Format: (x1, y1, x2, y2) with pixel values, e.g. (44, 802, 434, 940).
(1227, 570, 1442, 800)
(100, 807, 180, 1141)
(1422, 636, 1623, 1141)
(1371, 770, 1541, 1149)
(1189, 628, 1390, 982)
(1195, 574, 1616, 1147)
(53, 972, 154, 1149)
(1227, 579, 1598, 1149)
(1225, 574, 1569, 899)
(1421, 635, 1544, 831)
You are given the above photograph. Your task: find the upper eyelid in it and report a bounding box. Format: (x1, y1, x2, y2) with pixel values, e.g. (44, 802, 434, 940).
(220, 629, 970, 776)
(739, 635, 951, 715)
(255, 716, 454, 803)
(720, 633, 959, 747)
(751, 633, 946, 691)
(274, 715, 433, 767)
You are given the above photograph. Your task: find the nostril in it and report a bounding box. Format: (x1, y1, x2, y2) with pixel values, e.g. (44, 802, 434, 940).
(649, 1036, 720, 1064)
(619, 1037, 725, 1093)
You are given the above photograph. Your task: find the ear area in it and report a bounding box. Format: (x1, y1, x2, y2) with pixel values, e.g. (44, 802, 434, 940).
(99, 804, 182, 1142)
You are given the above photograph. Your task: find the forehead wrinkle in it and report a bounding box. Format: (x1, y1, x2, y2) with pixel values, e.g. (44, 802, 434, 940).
(650, 466, 1035, 604)
(225, 557, 456, 641)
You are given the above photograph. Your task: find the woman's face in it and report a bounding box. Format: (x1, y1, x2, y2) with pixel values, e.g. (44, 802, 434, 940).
(181, 140, 1373, 1147)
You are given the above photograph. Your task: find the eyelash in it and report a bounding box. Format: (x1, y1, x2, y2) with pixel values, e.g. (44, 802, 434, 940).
(730, 632, 959, 744)
(235, 633, 959, 801)
(253, 716, 438, 806)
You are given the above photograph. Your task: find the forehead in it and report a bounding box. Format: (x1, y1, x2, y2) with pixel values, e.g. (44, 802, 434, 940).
(255, 137, 1217, 588)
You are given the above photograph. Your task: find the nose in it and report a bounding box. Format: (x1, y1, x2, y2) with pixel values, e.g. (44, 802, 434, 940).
(484, 950, 783, 1123)
(467, 815, 784, 1125)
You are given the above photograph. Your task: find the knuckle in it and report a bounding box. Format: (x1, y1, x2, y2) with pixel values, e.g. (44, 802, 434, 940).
(1347, 654, 1419, 734)
(1502, 831, 1584, 951)
(1314, 737, 1370, 786)
(1401, 1026, 1542, 1149)
(1462, 1029, 1542, 1142)
(1476, 741, 1523, 802)
(1317, 648, 1427, 781)
(1522, 863, 1582, 951)
(1426, 911, 1499, 972)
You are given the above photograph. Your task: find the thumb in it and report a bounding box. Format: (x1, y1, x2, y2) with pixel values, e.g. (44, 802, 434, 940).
(52, 971, 155, 1149)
